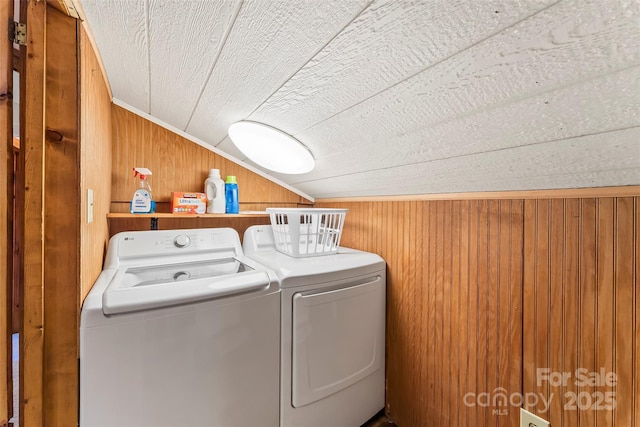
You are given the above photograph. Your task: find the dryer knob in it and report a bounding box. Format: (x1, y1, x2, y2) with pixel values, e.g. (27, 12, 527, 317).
(173, 235, 191, 248)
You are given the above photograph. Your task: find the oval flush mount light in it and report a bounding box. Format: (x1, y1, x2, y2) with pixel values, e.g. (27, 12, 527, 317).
(228, 121, 314, 174)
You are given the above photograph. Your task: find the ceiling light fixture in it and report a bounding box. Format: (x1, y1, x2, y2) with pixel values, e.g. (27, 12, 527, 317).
(228, 121, 314, 174)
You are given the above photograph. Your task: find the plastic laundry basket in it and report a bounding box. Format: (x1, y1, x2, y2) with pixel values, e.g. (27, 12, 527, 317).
(266, 208, 348, 257)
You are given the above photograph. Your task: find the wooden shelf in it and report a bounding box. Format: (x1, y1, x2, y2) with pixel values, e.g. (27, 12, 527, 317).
(106, 211, 273, 236)
(107, 212, 270, 219)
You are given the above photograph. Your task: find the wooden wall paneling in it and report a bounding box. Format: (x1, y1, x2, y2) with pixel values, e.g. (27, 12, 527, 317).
(323, 199, 524, 426)
(21, 0, 46, 424)
(509, 199, 524, 427)
(449, 201, 460, 427)
(579, 199, 597, 427)
(79, 23, 112, 302)
(458, 200, 470, 427)
(486, 200, 499, 426)
(548, 199, 565, 426)
(596, 198, 615, 427)
(43, 7, 78, 424)
(443, 201, 453, 426)
(522, 197, 638, 427)
(536, 199, 551, 417)
(110, 105, 311, 217)
(497, 200, 511, 427)
(615, 197, 634, 426)
(563, 198, 580, 427)
(0, 0, 12, 423)
(635, 196, 639, 427)
(467, 200, 481, 426)
(477, 200, 490, 427)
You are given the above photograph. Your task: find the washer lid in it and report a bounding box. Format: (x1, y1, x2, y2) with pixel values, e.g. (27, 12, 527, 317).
(102, 258, 270, 314)
(246, 249, 385, 288)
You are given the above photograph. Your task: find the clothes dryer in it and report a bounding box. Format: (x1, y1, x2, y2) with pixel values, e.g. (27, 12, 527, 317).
(244, 225, 386, 427)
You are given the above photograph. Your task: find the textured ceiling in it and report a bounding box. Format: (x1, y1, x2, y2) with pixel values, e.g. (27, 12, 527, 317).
(81, 0, 640, 199)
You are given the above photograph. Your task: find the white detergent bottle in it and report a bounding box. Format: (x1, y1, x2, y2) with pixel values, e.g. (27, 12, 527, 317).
(204, 168, 225, 213)
(130, 167, 155, 214)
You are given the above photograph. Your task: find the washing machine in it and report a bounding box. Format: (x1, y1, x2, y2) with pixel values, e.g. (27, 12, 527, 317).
(243, 225, 386, 427)
(80, 228, 280, 427)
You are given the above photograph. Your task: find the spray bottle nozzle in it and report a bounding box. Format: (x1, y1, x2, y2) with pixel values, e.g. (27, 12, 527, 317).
(133, 167, 153, 179)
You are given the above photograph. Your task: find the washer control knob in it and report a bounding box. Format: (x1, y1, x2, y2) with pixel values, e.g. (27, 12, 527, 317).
(173, 235, 191, 248)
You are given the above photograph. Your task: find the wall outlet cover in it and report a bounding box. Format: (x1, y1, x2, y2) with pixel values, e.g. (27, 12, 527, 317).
(520, 408, 550, 427)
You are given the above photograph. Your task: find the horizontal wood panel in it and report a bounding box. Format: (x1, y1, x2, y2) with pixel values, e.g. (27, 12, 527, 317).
(295, 126, 640, 198)
(317, 185, 640, 202)
(184, 0, 369, 144)
(523, 197, 639, 427)
(250, 0, 551, 135)
(292, 66, 640, 185)
(316, 199, 524, 426)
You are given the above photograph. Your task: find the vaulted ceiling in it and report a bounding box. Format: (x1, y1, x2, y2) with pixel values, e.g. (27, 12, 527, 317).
(81, 0, 640, 199)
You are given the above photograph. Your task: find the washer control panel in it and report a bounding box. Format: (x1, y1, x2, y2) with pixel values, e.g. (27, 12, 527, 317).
(109, 228, 243, 268)
(173, 235, 191, 248)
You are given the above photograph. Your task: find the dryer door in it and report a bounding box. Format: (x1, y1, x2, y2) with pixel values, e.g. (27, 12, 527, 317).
(291, 276, 385, 407)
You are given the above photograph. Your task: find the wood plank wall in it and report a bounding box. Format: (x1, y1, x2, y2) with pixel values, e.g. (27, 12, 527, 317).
(110, 105, 311, 213)
(316, 200, 524, 427)
(317, 193, 638, 427)
(42, 7, 79, 425)
(523, 197, 638, 427)
(0, 0, 12, 423)
(79, 24, 112, 302)
(21, 0, 47, 424)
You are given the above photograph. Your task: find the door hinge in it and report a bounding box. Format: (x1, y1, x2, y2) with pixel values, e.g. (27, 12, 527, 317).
(9, 21, 26, 46)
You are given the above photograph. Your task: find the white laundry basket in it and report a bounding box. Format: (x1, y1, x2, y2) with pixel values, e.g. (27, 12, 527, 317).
(266, 208, 348, 257)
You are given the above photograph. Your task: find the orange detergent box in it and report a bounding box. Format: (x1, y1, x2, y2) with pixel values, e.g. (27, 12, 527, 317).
(170, 192, 207, 214)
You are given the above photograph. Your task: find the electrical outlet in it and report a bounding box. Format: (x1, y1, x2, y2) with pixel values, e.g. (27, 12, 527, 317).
(520, 408, 550, 427)
(87, 189, 94, 224)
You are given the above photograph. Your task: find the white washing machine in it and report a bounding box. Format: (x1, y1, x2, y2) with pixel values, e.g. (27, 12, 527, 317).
(80, 228, 280, 427)
(243, 225, 386, 427)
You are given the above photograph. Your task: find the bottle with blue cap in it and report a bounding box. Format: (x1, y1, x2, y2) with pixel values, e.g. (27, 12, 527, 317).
(225, 176, 239, 214)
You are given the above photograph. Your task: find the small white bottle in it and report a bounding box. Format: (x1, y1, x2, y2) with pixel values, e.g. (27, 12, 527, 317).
(204, 169, 226, 213)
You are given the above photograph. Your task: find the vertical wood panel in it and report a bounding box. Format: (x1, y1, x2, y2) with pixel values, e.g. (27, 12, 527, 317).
(579, 199, 597, 427)
(22, 0, 46, 424)
(0, 0, 12, 423)
(615, 197, 634, 427)
(319, 193, 636, 427)
(80, 25, 112, 302)
(43, 8, 79, 425)
(563, 198, 580, 427)
(467, 200, 479, 426)
(509, 199, 524, 427)
(318, 198, 524, 426)
(597, 198, 615, 427)
(522, 196, 638, 427)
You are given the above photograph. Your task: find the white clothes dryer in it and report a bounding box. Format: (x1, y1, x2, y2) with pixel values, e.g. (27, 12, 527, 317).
(80, 228, 280, 427)
(243, 225, 386, 427)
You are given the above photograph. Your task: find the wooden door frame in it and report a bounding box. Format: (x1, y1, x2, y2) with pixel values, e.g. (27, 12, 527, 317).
(1, 0, 15, 424)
